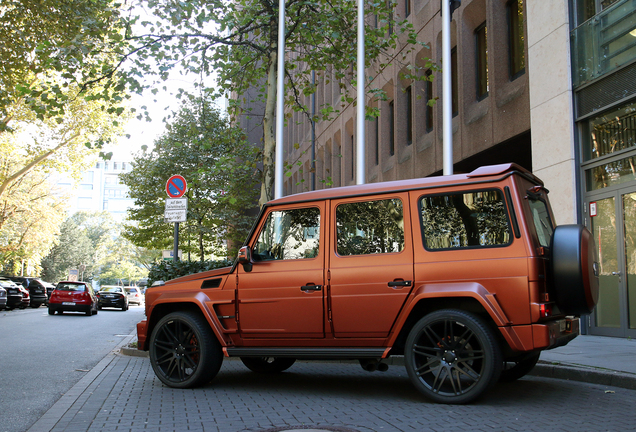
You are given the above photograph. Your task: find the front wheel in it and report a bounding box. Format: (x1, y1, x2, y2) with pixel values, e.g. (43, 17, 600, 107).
(240, 357, 296, 373)
(149, 311, 222, 388)
(404, 309, 502, 404)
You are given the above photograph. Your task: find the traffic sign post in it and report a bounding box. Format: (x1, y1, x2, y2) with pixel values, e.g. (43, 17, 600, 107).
(165, 175, 188, 262)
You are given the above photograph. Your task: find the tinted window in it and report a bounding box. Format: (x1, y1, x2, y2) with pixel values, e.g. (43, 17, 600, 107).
(253, 207, 320, 261)
(528, 199, 554, 247)
(420, 190, 511, 250)
(336, 198, 404, 256)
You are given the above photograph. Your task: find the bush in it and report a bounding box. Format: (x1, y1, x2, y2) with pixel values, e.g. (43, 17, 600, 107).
(147, 259, 233, 286)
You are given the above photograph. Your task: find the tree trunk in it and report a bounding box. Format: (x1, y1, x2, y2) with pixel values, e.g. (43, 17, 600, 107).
(259, 49, 278, 207)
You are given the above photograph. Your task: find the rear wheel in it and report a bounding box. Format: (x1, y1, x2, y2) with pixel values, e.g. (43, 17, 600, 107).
(149, 311, 222, 388)
(48, 308, 54, 315)
(240, 357, 296, 373)
(500, 352, 541, 382)
(405, 309, 502, 404)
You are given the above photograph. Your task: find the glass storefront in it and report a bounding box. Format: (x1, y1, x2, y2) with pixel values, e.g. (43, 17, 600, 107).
(583, 100, 636, 337)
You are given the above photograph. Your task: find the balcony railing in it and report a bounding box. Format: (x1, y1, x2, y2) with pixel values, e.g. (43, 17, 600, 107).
(571, 0, 636, 88)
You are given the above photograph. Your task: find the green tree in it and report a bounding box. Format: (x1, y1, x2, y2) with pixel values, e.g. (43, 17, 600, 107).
(40, 215, 96, 282)
(1, 0, 131, 132)
(120, 96, 259, 259)
(117, 0, 426, 205)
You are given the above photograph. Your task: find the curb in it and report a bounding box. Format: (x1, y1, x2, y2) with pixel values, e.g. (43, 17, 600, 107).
(120, 346, 149, 358)
(530, 361, 636, 391)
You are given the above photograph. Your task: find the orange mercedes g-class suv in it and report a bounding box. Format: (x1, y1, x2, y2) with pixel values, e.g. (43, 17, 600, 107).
(137, 163, 599, 404)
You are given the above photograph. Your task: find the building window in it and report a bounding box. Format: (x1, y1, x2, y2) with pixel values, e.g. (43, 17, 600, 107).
(425, 70, 434, 132)
(80, 184, 93, 190)
(389, 100, 395, 156)
(451, 47, 458, 117)
(575, 0, 620, 25)
(476, 22, 488, 100)
(405, 0, 410, 17)
(508, 0, 525, 79)
(406, 86, 413, 145)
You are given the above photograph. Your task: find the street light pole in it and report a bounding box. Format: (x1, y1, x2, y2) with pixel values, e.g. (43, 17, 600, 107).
(442, 0, 454, 176)
(274, 0, 286, 199)
(356, 0, 365, 185)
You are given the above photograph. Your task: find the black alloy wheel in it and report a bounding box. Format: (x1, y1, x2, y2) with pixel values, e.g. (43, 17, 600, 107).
(500, 352, 541, 382)
(405, 309, 502, 404)
(240, 357, 296, 373)
(149, 311, 222, 388)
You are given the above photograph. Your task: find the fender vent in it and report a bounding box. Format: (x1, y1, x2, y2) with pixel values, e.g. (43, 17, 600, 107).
(201, 278, 221, 289)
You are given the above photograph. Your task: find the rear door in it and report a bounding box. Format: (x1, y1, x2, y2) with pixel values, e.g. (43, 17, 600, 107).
(328, 193, 414, 338)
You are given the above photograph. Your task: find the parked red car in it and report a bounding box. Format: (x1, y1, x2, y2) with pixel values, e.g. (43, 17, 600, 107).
(48, 281, 98, 316)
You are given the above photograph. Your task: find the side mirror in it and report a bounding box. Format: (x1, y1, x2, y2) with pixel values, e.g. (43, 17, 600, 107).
(237, 246, 253, 272)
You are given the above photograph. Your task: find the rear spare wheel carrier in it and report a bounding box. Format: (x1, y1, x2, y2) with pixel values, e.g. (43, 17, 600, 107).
(550, 224, 599, 316)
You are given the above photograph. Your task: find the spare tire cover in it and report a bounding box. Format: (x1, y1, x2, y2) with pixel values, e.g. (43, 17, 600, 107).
(550, 224, 599, 316)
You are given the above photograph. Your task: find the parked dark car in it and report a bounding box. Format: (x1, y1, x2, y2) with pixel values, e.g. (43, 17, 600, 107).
(42, 281, 56, 303)
(0, 286, 6, 310)
(48, 281, 98, 316)
(9, 277, 48, 308)
(0, 279, 23, 310)
(97, 286, 128, 311)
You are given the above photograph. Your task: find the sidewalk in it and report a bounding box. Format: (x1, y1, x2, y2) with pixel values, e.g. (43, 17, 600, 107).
(531, 334, 636, 390)
(27, 334, 636, 432)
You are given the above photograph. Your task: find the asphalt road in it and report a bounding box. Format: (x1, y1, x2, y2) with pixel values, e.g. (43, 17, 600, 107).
(0, 304, 145, 432)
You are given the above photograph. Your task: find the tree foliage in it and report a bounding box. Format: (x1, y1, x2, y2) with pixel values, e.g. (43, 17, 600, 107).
(116, 0, 427, 205)
(41, 211, 152, 284)
(120, 96, 259, 259)
(1, 0, 131, 131)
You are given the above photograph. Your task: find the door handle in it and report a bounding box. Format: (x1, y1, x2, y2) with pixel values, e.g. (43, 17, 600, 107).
(388, 280, 412, 287)
(301, 285, 322, 291)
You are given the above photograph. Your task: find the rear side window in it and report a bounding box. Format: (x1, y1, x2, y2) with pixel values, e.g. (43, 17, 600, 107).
(419, 190, 512, 250)
(336, 198, 405, 256)
(57, 283, 86, 292)
(253, 207, 320, 261)
(528, 199, 554, 247)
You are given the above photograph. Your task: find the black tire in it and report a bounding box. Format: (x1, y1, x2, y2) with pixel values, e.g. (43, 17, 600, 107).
(550, 224, 599, 315)
(500, 352, 540, 382)
(30, 303, 40, 308)
(98, 305, 102, 310)
(240, 357, 296, 373)
(149, 311, 223, 388)
(85, 309, 91, 316)
(404, 309, 502, 404)
(48, 308, 54, 315)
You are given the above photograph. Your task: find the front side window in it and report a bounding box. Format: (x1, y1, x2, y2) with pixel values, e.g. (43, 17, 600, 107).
(253, 207, 320, 261)
(420, 190, 511, 250)
(336, 198, 404, 256)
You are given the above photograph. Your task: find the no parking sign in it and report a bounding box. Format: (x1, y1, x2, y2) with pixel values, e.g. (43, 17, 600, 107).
(166, 175, 187, 198)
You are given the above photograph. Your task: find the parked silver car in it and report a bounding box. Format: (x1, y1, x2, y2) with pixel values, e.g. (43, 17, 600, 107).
(124, 287, 144, 306)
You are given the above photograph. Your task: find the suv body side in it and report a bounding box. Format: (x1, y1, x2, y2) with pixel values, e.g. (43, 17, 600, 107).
(138, 164, 598, 403)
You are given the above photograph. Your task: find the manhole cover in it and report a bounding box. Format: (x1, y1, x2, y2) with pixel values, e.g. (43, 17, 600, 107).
(256, 427, 361, 432)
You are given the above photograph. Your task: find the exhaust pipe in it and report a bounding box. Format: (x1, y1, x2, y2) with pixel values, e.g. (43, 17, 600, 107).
(359, 359, 389, 372)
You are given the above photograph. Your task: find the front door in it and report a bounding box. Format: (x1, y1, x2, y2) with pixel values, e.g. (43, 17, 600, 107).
(587, 189, 636, 338)
(237, 204, 326, 339)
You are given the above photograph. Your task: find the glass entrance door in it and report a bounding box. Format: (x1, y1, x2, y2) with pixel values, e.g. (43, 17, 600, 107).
(588, 190, 636, 337)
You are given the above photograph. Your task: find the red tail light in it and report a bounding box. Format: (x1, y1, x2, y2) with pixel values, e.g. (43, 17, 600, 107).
(540, 303, 553, 318)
